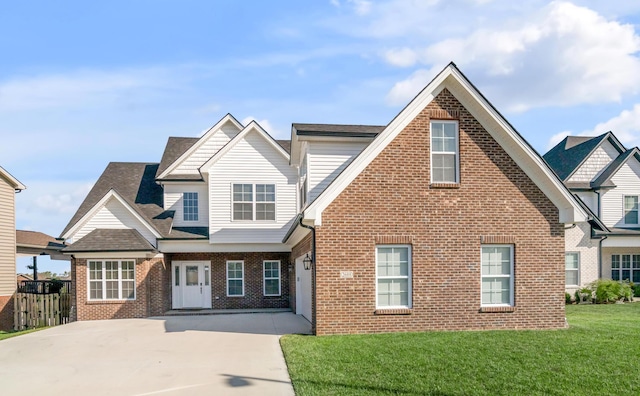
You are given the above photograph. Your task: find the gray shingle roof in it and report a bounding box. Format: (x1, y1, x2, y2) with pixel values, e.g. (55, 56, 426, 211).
(293, 123, 385, 137)
(156, 137, 199, 179)
(543, 133, 611, 181)
(63, 229, 156, 252)
(61, 162, 172, 238)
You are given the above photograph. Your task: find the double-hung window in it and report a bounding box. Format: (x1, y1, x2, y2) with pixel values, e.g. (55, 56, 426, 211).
(227, 261, 244, 296)
(376, 245, 411, 309)
(431, 121, 459, 183)
(88, 260, 135, 300)
(624, 196, 639, 225)
(232, 183, 276, 221)
(611, 254, 640, 282)
(183, 192, 199, 221)
(263, 260, 281, 296)
(565, 253, 580, 286)
(481, 245, 514, 306)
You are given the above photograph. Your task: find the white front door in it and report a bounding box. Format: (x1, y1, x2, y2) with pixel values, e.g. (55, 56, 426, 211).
(296, 255, 312, 322)
(172, 261, 212, 309)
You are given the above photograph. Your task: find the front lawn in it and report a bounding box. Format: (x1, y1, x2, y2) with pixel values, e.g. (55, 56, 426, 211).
(281, 304, 640, 395)
(0, 328, 41, 341)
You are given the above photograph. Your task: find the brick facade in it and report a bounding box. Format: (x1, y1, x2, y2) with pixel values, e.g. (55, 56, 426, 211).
(167, 252, 290, 309)
(73, 256, 169, 321)
(313, 89, 566, 335)
(0, 295, 13, 330)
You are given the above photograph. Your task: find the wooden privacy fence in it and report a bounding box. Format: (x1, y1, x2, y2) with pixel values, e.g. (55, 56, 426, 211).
(14, 292, 72, 330)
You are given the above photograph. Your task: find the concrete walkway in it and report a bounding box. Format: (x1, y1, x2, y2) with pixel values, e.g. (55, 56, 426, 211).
(0, 312, 311, 396)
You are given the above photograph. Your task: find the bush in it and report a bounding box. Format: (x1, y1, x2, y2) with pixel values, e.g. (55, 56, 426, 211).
(565, 292, 572, 304)
(576, 288, 592, 304)
(634, 284, 640, 298)
(589, 279, 633, 304)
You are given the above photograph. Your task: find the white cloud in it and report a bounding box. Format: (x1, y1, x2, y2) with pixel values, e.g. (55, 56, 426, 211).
(349, 0, 372, 16)
(386, 65, 443, 106)
(546, 131, 572, 150)
(583, 104, 640, 146)
(241, 116, 281, 136)
(382, 1, 640, 111)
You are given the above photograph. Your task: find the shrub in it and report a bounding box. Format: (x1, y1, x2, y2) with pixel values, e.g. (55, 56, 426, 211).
(634, 284, 640, 298)
(576, 288, 592, 304)
(565, 292, 572, 304)
(589, 279, 633, 304)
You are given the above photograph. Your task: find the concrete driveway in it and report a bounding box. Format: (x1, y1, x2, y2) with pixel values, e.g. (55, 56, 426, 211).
(0, 312, 311, 396)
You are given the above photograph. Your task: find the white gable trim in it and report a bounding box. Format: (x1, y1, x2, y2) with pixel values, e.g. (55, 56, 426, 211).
(199, 121, 290, 172)
(0, 166, 26, 190)
(61, 189, 162, 240)
(304, 63, 588, 225)
(156, 114, 244, 179)
(564, 132, 625, 182)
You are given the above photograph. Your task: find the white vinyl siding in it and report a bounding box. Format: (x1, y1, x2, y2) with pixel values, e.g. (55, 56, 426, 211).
(263, 261, 281, 296)
(601, 160, 640, 228)
(481, 245, 514, 306)
(163, 183, 208, 227)
(575, 191, 598, 215)
(207, 129, 297, 244)
(87, 260, 135, 300)
(70, 198, 157, 246)
(565, 253, 580, 286)
(0, 177, 16, 296)
(307, 141, 370, 202)
(170, 121, 241, 175)
(226, 261, 244, 297)
(568, 141, 619, 182)
(431, 121, 459, 183)
(376, 245, 412, 309)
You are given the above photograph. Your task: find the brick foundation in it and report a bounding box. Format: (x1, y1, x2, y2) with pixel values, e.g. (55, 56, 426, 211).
(312, 89, 566, 335)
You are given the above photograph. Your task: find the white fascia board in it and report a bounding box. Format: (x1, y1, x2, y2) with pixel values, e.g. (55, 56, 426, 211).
(61, 189, 162, 240)
(602, 236, 640, 248)
(65, 251, 156, 259)
(158, 239, 290, 253)
(290, 125, 301, 165)
(199, 121, 290, 173)
(0, 166, 26, 190)
(156, 114, 244, 179)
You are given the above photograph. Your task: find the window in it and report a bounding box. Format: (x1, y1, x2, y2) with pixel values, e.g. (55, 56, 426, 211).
(565, 253, 580, 286)
(624, 196, 639, 224)
(481, 245, 514, 306)
(263, 261, 281, 296)
(183, 192, 199, 221)
(431, 121, 459, 183)
(376, 246, 411, 308)
(611, 254, 640, 282)
(232, 183, 276, 221)
(227, 261, 244, 296)
(299, 155, 308, 210)
(88, 260, 135, 300)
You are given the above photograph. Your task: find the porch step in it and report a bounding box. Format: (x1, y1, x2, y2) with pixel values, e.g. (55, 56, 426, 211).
(164, 308, 292, 316)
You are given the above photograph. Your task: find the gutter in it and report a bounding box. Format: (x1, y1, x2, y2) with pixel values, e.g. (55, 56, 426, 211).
(598, 235, 607, 279)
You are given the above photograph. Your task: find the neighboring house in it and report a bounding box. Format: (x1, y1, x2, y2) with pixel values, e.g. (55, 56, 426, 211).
(61, 63, 587, 334)
(544, 132, 640, 293)
(0, 166, 25, 331)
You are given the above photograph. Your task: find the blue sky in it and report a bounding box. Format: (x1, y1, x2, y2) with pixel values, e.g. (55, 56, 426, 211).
(3, 0, 640, 273)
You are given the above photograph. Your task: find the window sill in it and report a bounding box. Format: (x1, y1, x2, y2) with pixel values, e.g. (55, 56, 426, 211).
(479, 306, 516, 313)
(430, 183, 460, 189)
(374, 308, 412, 315)
(86, 299, 136, 304)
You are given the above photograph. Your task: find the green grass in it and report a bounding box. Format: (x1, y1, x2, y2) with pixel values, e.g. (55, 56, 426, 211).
(0, 328, 42, 341)
(281, 304, 640, 395)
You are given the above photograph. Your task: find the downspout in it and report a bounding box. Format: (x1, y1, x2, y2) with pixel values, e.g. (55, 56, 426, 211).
(598, 235, 607, 279)
(299, 216, 316, 334)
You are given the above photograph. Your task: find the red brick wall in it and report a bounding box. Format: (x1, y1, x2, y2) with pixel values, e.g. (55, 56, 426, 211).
(168, 252, 291, 309)
(73, 256, 167, 321)
(314, 89, 565, 335)
(0, 295, 13, 331)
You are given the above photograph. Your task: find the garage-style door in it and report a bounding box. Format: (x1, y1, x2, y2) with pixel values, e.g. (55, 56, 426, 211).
(295, 255, 312, 322)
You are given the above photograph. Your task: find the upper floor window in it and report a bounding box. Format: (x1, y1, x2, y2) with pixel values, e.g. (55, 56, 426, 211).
(624, 196, 638, 225)
(431, 121, 459, 183)
(183, 192, 199, 222)
(233, 183, 276, 221)
(565, 252, 579, 286)
(481, 245, 514, 306)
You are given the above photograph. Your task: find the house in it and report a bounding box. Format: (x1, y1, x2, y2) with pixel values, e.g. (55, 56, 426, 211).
(0, 166, 26, 331)
(61, 63, 587, 334)
(544, 132, 640, 293)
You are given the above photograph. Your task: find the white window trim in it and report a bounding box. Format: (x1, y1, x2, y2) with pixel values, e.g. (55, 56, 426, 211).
(263, 260, 281, 297)
(231, 183, 277, 222)
(86, 259, 136, 301)
(226, 260, 245, 297)
(480, 245, 514, 307)
(565, 252, 580, 287)
(611, 254, 640, 282)
(430, 120, 460, 184)
(623, 195, 639, 225)
(183, 192, 199, 222)
(375, 245, 412, 309)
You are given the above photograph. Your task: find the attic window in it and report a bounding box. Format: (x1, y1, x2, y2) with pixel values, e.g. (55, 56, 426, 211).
(430, 121, 459, 184)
